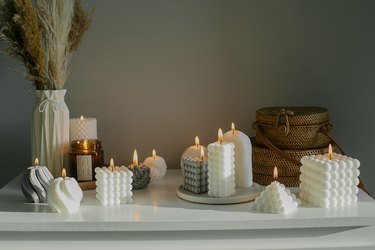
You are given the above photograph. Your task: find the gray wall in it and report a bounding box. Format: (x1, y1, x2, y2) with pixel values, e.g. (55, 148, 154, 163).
(1, 0, 374, 195)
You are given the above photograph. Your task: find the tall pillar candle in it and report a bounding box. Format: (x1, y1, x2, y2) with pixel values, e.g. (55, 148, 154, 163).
(70, 115, 97, 141)
(207, 129, 235, 198)
(223, 122, 253, 188)
(181, 136, 207, 171)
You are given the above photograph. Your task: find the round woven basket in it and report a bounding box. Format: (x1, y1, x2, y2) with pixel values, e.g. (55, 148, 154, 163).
(252, 138, 342, 187)
(255, 107, 331, 150)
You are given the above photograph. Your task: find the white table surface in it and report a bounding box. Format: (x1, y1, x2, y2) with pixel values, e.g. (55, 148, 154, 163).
(0, 170, 374, 249)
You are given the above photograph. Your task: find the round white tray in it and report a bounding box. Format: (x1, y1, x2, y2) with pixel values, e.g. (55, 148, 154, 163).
(176, 183, 262, 205)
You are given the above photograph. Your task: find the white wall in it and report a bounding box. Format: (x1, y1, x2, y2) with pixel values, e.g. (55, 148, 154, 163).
(1, 0, 374, 194)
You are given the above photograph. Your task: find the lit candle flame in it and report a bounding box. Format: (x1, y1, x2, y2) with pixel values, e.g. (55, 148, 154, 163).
(273, 167, 278, 180)
(133, 149, 139, 166)
(195, 136, 200, 148)
(152, 149, 156, 159)
(34, 158, 39, 166)
(231, 122, 235, 134)
(83, 139, 88, 150)
(328, 144, 333, 160)
(200, 147, 205, 161)
(109, 158, 114, 171)
(218, 128, 223, 143)
(80, 115, 84, 121)
(62, 168, 67, 178)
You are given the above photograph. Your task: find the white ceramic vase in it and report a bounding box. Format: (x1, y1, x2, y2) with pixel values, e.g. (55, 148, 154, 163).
(31, 90, 70, 177)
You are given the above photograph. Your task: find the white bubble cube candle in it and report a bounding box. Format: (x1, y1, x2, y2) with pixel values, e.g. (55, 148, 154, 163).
(95, 159, 133, 206)
(299, 145, 360, 208)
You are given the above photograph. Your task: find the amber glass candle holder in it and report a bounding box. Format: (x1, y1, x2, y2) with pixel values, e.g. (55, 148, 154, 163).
(69, 139, 104, 182)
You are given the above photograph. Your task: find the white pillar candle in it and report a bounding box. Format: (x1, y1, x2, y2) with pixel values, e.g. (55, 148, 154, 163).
(21, 158, 54, 203)
(207, 129, 235, 198)
(143, 149, 167, 183)
(251, 168, 300, 214)
(181, 136, 208, 171)
(95, 158, 133, 206)
(299, 144, 360, 208)
(70, 115, 98, 141)
(223, 122, 253, 188)
(47, 168, 83, 213)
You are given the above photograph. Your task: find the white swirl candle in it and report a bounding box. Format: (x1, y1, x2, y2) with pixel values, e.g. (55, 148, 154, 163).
(223, 122, 253, 188)
(299, 145, 360, 208)
(47, 168, 83, 213)
(70, 115, 97, 141)
(207, 128, 235, 198)
(251, 167, 300, 214)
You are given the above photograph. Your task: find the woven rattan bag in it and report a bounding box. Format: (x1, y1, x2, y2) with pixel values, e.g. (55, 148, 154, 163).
(254, 107, 332, 150)
(252, 106, 345, 187)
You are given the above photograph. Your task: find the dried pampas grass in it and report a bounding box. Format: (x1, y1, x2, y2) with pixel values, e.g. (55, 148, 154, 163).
(0, 0, 92, 90)
(0, 0, 46, 89)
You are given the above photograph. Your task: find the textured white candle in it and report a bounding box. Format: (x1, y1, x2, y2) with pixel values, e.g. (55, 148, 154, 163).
(207, 129, 235, 198)
(223, 123, 253, 188)
(251, 181, 300, 214)
(299, 150, 360, 208)
(95, 159, 133, 206)
(181, 136, 207, 171)
(70, 116, 97, 141)
(143, 149, 167, 183)
(47, 169, 83, 213)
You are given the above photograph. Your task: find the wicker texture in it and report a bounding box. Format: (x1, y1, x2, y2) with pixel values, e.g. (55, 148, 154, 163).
(252, 138, 342, 187)
(255, 107, 331, 150)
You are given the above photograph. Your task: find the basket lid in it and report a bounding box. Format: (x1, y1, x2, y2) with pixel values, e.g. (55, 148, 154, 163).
(256, 107, 329, 126)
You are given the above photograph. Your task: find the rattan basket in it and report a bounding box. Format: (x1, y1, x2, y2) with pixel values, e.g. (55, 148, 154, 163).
(254, 107, 331, 150)
(252, 138, 342, 187)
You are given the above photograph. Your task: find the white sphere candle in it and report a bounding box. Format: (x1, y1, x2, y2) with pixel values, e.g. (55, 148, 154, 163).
(207, 129, 235, 198)
(181, 136, 208, 171)
(143, 149, 167, 183)
(223, 122, 253, 188)
(47, 168, 83, 213)
(70, 115, 97, 141)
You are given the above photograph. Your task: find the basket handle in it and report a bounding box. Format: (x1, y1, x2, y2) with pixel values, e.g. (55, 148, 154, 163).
(319, 124, 346, 155)
(253, 122, 302, 166)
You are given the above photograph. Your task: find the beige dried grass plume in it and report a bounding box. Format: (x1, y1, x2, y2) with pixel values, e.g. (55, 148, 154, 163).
(0, 0, 92, 90)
